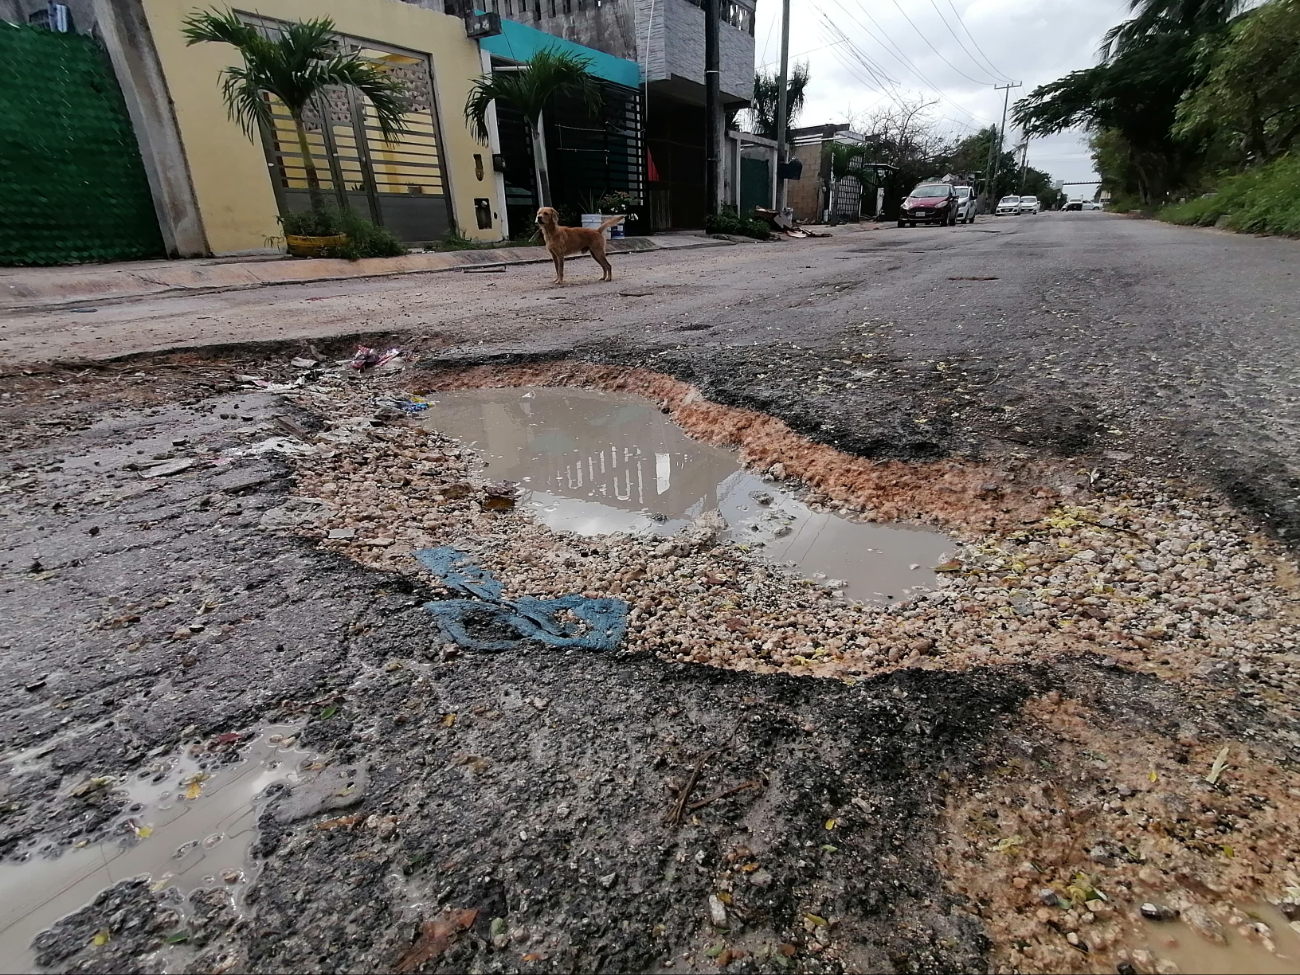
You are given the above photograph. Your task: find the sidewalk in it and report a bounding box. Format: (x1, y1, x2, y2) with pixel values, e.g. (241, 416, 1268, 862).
(0, 234, 730, 312)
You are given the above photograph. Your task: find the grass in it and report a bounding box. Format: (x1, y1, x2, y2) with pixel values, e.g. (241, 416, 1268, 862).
(1159, 154, 1300, 236)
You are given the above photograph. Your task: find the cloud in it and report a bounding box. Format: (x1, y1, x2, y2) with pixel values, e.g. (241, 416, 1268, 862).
(754, 0, 1126, 183)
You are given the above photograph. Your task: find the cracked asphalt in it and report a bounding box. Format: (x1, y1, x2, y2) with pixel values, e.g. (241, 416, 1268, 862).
(3, 213, 1300, 974)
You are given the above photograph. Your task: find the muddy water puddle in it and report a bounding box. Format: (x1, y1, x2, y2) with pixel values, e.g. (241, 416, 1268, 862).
(423, 387, 951, 602)
(0, 725, 309, 974)
(1137, 905, 1300, 974)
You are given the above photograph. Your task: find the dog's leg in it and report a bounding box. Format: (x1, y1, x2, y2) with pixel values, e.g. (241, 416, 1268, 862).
(552, 253, 564, 285)
(593, 246, 612, 282)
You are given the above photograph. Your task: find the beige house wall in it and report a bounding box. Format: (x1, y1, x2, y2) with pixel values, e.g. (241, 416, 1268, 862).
(139, 0, 500, 254)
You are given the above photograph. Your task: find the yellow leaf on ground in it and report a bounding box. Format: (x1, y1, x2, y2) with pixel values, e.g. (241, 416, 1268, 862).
(185, 781, 203, 800)
(91, 930, 111, 947)
(135, 825, 153, 839)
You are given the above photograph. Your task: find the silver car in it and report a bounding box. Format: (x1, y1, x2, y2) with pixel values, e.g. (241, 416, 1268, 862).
(953, 185, 977, 224)
(995, 195, 1021, 216)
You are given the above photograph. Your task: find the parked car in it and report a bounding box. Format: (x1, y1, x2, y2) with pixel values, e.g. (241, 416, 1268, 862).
(1084, 201, 1103, 210)
(898, 182, 958, 227)
(953, 185, 977, 224)
(1018, 195, 1041, 214)
(995, 195, 1021, 215)
(1063, 199, 1083, 211)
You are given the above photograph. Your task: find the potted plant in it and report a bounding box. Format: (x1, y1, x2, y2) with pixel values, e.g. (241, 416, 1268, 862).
(183, 9, 409, 257)
(595, 191, 638, 238)
(579, 190, 605, 237)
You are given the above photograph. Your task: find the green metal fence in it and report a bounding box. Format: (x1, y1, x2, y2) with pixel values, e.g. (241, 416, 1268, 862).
(0, 23, 164, 266)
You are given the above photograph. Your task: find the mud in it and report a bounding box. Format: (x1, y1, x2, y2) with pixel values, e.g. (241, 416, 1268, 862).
(421, 386, 952, 602)
(0, 726, 309, 974)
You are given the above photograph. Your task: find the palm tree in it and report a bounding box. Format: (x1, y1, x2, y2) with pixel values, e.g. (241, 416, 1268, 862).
(464, 49, 602, 208)
(183, 9, 408, 213)
(1102, 0, 1243, 59)
(749, 63, 810, 142)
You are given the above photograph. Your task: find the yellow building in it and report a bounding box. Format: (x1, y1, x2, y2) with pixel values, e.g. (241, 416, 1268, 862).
(101, 0, 506, 255)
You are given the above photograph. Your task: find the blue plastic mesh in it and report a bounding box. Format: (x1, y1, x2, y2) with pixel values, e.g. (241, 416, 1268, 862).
(415, 547, 628, 652)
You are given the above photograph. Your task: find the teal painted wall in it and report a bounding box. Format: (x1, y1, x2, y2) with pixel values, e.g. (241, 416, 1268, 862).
(478, 18, 640, 89)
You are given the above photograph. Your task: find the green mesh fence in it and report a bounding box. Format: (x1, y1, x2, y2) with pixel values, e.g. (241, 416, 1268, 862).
(0, 24, 164, 266)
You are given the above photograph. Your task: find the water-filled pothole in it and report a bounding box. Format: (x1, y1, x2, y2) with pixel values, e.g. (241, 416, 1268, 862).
(0, 725, 309, 974)
(422, 386, 952, 603)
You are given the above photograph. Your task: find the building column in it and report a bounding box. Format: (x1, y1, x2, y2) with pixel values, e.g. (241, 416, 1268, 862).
(91, 0, 208, 257)
(479, 47, 511, 238)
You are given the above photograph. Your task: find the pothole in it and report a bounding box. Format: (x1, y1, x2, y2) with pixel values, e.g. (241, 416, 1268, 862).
(420, 386, 952, 603)
(0, 725, 310, 974)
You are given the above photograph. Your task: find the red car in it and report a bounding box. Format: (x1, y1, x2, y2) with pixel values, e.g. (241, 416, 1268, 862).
(898, 182, 958, 227)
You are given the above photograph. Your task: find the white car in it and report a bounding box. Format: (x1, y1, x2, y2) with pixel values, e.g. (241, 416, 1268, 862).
(953, 185, 977, 223)
(1084, 201, 1103, 210)
(995, 195, 1021, 215)
(1018, 195, 1040, 214)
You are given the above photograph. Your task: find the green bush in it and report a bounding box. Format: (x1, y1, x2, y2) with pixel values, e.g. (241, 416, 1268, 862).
(704, 206, 772, 240)
(1159, 155, 1300, 236)
(280, 206, 407, 259)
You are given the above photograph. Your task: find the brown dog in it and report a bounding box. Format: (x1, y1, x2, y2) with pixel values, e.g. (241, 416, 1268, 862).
(534, 207, 625, 284)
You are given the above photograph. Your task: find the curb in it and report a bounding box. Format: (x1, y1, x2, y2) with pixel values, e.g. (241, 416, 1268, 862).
(0, 235, 732, 313)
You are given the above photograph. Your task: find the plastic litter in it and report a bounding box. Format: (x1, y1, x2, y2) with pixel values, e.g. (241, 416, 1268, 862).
(350, 347, 402, 371)
(375, 395, 429, 413)
(413, 547, 627, 652)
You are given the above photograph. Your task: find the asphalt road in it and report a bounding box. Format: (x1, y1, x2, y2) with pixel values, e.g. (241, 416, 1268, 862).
(4, 214, 1300, 974)
(7, 212, 1299, 540)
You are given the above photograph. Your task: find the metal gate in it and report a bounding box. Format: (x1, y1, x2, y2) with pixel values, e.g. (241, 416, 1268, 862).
(253, 21, 454, 244)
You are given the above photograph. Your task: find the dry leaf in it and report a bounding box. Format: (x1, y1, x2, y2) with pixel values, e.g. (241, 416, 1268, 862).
(185, 781, 203, 801)
(91, 929, 111, 947)
(804, 913, 828, 927)
(442, 713, 456, 727)
(824, 818, 836, 830)
(135, 825, 153, 839)
(396, 908, 478, 973)
(1206, 744, 1230, 785)
(315, 814, 363, 831)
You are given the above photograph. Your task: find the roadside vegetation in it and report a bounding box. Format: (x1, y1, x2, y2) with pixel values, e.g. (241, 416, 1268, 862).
(1161, 153, 1300, 234)
(1016, 0, 1300, 233)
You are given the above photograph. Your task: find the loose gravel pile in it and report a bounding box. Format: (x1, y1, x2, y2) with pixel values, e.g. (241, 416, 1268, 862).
(275, 364, 1300, 699)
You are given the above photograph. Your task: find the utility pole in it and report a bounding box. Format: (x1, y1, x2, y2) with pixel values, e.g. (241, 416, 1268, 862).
(704, 0, 722, 214)
(986, 81, 1020, 209)
(773, 0, 790, 210)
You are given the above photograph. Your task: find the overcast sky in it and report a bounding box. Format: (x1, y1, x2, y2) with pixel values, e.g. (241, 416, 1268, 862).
(751, 0, 1133, 185)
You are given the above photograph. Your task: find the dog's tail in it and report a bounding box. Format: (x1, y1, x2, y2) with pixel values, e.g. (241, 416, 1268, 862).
(598, 214, 626, 231)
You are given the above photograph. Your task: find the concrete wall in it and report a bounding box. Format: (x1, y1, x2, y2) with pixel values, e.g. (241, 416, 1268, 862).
(658, 0, 751, 102)
(139, 0, 499, 255)
(785, 142, 823, 222)
(91, 0, 208, 256)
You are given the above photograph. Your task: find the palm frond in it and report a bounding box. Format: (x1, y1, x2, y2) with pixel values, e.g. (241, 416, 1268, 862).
(218, 64, 273, 139)
(464, 48, 602, 144)
(184, 8, 409, 142)
(319, 57, 410, 140)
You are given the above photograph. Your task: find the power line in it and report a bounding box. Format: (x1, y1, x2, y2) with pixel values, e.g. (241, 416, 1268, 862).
(759, 6, 776, 68)
(942, 0, 1014, 83)
(886, 0, 1002, 87)
(822, 0, 993, 125)
(924, 0, 1006, 85)
(757, 38, 847, 70)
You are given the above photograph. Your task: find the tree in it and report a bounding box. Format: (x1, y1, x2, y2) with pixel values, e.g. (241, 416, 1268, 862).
(1103, 0, 1243, 59)
(464, 49, 602, 208)
(1014, 30, 1204, 203)
(748, 63, 810, 141)
(184, 9, 409, 214)
(1175, 0, 1300, 164)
